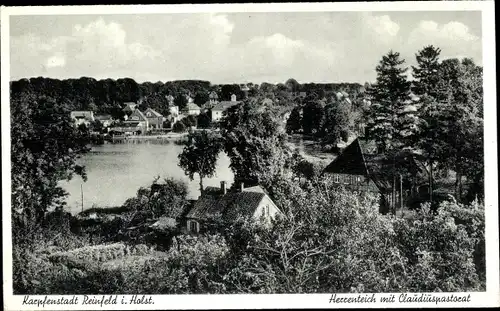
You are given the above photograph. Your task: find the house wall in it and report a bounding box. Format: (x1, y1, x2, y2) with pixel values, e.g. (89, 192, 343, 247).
(148, 117, 163, 129)
(330, 173, 379, 193)
(186, 219, 200, 233)
(212, 110, 223, 122)
(188, 109, 201, 116)
(252, 195, 281, 224)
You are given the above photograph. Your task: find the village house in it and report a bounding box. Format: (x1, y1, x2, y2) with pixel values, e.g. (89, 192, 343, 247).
(70, 111, 95, 126)
(94, 114, 114, 128)
(203, 91, 219, 110)
(323, 138, 429, 214)
(144, 107, 164, 129)
(183, 102, 201, 116)
(122, 102, 137, 117)
(110, 109, 149, 135)
(185, 181, 282, 234)
(168, 105, 180, 124)
(211, 94, 241, 122)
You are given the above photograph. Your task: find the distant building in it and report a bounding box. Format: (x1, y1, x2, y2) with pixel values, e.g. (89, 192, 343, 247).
(110, 109, 149, 135)
(166, 95, 175, 106)
(185, 181, 282, 234)
(183, 103, 201, 116)
(70, 111, 94, 126)
(94, 114, 114, 127)
(204, 91, 219, 109)
(168, 105, 180, 124)
(144, 108, 164, 129)
(323, 138, 429, 214)
(211, 94, 242, 122)
(122, 102, 137, 115)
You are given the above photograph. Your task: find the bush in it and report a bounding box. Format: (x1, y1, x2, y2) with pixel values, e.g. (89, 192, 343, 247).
(172, 121, 187, 133)
(13, 177, 485, 294)
(392, 201, 484, 291)
(182, 115, 198, 128)
(197, 112, 212, 129)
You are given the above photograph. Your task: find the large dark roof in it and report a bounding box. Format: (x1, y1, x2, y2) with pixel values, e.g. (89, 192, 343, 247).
(324, 138, 369, 176)
(324, 138, 428, 192)
(187, 186, 266, 221)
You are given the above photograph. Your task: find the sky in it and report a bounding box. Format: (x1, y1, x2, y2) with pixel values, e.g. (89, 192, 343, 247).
(9, 11, 482, 84)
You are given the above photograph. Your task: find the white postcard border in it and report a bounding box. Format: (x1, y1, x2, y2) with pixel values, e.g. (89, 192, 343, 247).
(2, 1, 498, 310)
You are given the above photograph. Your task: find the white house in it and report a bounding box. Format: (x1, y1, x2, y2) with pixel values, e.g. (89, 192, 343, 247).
(185, 181, 282, 234)
(183, 103, 201, 116)
(211, 94, 241, 122)
(70, 111, 95, 126)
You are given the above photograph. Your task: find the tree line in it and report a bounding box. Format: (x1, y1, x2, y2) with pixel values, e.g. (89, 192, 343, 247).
(10, 76, 363, 120)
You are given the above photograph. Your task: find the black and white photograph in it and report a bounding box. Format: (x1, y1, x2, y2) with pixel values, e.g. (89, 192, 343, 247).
(1, 1, 498, 309)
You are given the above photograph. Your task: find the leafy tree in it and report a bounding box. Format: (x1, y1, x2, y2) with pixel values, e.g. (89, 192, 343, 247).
(90, 119, 104, 133)
(174, 94, 188, 111)
(301, 97, 324, 135)
(194, 92, 210, 108)
(285, 107, 302, 134)
(437, 59, 483, 201)
(172, 121, 187, 133)
(220, 84, 243, 101)
(178, 131, 223, 193)
(148, 178, 189, 218)
(285, 78, 301, 93)
(181, 115, 198, 128)
(197, 112, 212, 129)
(221, 100, 294, 189)
(11, 94, 91, 230)
(321, 98, 351, 146)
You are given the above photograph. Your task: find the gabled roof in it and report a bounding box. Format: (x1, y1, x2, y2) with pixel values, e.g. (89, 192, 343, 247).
(324, 138, 429, 192)
(212, 101, 240, 111)
(126, 109, 148, 122)
(209, 91, 219, 99)
(324, 138, 369, 176)
(123, 102, 137, 112)
(94, 114, 113, 121)
(71, 111, 94, 119)
(184, 103, 201, 111)
(187, 186, 267, 222)
(144, 108, 163, 118)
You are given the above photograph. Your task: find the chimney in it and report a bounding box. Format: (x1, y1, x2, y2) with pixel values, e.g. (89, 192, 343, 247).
(240, 182, 244, 192)
(220, 181, 227, 195)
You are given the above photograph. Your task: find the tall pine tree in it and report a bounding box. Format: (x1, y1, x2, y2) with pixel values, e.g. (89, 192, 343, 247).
(412, 45, 444, 204)
(366, 50, 412, 153)
(365, 51, 413, 214)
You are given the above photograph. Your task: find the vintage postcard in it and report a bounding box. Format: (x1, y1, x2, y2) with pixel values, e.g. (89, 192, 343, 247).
(1, 1, 498, 310)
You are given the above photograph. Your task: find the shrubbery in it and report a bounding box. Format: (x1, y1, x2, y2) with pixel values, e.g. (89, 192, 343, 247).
(13, 178, 485, 294)
(172, 121, 187, 133)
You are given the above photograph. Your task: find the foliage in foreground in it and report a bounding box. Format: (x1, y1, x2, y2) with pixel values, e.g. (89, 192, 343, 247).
(13, 182, 485, 294)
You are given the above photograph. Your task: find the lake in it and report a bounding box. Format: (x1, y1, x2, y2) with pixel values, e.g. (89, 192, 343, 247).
(60, 141, 234, 214)
(61, 137, 335, 214)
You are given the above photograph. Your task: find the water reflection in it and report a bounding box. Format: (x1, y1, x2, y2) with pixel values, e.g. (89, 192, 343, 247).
(61, 141, 234, 214)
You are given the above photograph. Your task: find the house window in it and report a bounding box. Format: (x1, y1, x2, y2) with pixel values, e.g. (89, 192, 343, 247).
(343, 175, 350, 184)
(189, 220, 199, 233)
(266, 205, 270, 217)
(334, 174, 340, 183)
